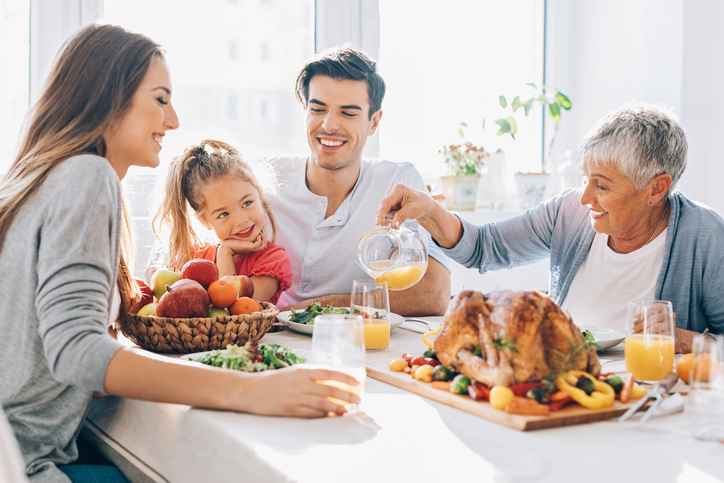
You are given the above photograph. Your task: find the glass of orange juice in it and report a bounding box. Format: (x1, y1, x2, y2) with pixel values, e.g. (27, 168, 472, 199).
(308, 314, 366, 412)
(351, 280, 391, 350)
(624, 300, 675, 383)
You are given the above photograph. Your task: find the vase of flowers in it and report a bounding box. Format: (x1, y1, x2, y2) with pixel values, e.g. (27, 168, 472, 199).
(438, 123, 490, 211)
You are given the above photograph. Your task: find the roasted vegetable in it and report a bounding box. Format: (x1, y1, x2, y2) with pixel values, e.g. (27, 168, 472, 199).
(575, 376, 595, 395)
(510, 382, 542, 398)
(450, 375, 471, 395)
(528, 386, 549, 404)
(604, 375, 624, 394)
(467, 382, 490, 401)
(423, 349, 437, 359)
(490, 386, 515, 410)
(431, 365, 455, 382)
(557, 371, 615, 410)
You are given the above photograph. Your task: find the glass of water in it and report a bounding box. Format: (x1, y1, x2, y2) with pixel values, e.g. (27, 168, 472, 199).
(308, 314, 366, 412)
(686, 333, 724, 441)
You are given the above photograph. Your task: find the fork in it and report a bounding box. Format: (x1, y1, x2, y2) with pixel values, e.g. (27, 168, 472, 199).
(618, 373, 678, 423)
(639, 373, 679, 423)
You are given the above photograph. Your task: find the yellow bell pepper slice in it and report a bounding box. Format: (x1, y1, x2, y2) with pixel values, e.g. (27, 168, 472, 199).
(556, 370, 615, 410)
(421, 327, 441, 349)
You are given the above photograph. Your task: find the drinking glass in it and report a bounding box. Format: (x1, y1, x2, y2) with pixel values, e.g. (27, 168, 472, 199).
(686, 333, 724, 441)
(624, 300, 675, 383)
(308, 314, 366, 412)
(351, 280, 391, 350)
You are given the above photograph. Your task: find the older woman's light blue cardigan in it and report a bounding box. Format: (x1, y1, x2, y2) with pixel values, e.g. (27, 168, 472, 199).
(443, 190, 724, 334)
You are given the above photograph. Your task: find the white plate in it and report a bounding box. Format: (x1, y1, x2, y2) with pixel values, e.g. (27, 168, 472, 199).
(278, 309, 405, 336)
(581, 326, 626, 351)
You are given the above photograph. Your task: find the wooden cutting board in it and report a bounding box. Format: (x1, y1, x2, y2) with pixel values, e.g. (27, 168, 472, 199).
(366, 367, 636, 431)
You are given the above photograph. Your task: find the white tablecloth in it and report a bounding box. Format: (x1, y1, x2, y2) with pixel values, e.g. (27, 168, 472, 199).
(87, 321, 724, 483)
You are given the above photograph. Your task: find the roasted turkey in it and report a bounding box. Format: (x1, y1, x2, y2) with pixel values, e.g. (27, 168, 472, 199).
(434, 290, 600, 387)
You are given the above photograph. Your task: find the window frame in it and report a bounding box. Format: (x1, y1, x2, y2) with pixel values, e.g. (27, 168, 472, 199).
(29, 0, 547, 165)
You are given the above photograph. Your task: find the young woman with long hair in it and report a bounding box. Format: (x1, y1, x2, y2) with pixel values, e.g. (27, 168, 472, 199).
(0, 24, 359, 483)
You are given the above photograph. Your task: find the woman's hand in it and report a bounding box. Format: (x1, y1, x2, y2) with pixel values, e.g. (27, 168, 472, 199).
(377, 184, 464, 248)
(377, 184, 438, 228)
(235, 366, 362, 418)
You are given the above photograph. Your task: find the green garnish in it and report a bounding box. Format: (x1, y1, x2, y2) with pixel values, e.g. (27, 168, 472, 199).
(493, 337, 518, 352)
(582, 329, 600, 350)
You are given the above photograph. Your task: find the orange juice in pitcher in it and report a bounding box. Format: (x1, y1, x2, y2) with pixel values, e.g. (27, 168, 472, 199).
(357, 224, 428, 291)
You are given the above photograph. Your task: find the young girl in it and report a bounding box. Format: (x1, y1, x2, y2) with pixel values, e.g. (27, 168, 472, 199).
(0, 24, 357, 482)
(154, 139, 291, 304)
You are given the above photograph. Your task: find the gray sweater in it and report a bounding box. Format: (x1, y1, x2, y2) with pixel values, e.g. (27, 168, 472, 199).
(444, 189, 724, 334)
(0, 155, 124, 482)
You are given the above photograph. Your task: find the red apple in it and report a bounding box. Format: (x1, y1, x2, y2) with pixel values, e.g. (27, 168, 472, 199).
(181, 258, 219, 289)
(239, 275, 254, 298)
(157, 279, 210, 318)
(135, 278, 153, 307)
(220, 275, 254, 298)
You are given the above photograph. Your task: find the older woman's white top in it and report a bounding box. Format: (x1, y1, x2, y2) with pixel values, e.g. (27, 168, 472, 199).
(562, 230, 666, 331)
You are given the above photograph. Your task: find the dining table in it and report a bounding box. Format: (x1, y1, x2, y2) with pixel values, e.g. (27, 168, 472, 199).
(85, 317, 724, 483)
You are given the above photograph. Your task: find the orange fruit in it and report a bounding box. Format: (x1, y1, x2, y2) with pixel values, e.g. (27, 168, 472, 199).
(677, 353, 712, 384)
(208, 279, 238, 308)
(230, 297, 262, 315)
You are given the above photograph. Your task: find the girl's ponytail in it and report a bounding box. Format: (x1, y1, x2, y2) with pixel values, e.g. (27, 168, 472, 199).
(153, 153, 199, 270)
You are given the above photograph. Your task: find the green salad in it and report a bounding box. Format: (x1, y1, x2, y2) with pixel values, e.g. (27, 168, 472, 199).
(195, 343, 304, 372)
(289, 303, 350, 325)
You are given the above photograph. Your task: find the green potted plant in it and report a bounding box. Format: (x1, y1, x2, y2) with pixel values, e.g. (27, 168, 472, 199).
(438, 122, 490, 211)
(495, 83, 572, 208)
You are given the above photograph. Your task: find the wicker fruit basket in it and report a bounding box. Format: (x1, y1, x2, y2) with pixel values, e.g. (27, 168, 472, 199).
(120, 302, 279, 354)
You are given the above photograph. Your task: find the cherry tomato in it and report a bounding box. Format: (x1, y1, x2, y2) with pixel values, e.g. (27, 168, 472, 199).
(468, 382, 491, 401)
(410, 356, 428, 367)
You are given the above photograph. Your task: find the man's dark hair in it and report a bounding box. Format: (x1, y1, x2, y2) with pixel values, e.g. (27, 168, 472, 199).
(295, 47, 386, 119)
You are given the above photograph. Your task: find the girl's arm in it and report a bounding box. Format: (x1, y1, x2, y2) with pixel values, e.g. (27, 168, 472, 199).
(216, 245, 237, 278)
(250, 275, 279, 302)
(104, 346, 360, 417)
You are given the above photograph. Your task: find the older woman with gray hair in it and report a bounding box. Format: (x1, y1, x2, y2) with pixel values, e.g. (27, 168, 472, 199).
(378, 104, 724, 352)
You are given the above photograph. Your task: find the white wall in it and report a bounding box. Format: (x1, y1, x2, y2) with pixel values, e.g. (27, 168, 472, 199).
(679, 1, 724, 215)
(548, 0, 724, 215)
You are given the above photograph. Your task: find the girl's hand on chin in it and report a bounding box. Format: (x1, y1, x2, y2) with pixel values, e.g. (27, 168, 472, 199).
(222, 234, 267, 254)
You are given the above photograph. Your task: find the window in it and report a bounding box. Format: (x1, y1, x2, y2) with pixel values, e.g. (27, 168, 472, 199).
(376, 1, 545, 178)
(99, 0, 315, 275)
(0, 1, 30, 171)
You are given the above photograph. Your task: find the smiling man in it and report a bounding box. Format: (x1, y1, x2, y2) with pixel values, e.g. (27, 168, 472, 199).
(267, 47, 451, 316)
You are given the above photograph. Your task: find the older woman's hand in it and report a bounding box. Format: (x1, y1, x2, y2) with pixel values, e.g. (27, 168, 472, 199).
(377, 184, 464, 248)
(376, 184, 437, 227)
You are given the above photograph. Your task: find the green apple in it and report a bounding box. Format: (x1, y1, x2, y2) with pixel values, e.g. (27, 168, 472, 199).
(151, 268, 181, 299)
(137, 302, 158, 316)
(208, 307, 229, 319)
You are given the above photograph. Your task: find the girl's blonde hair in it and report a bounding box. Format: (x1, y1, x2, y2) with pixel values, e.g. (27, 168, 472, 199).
(0, 24, 163, 320)
(154, 139, 277, 270)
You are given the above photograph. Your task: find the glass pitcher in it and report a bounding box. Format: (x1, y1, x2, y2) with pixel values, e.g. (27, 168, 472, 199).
(357, 223, 428, 291)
